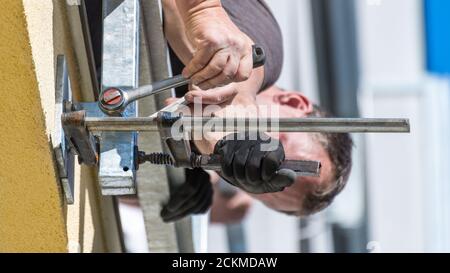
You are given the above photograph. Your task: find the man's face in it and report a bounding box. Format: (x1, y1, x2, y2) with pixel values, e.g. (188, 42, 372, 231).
(250, 88, 335, 214)
(249, 132, 334, 214)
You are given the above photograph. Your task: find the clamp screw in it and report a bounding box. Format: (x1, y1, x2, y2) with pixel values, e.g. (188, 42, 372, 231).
(101, 88, 122, 105)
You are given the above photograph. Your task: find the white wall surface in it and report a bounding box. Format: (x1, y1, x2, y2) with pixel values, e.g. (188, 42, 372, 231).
(356, 0, 425, 85)
(360, 80, 450, 252)
(357, 0, 450, 252)
(357, 0, 426, 252)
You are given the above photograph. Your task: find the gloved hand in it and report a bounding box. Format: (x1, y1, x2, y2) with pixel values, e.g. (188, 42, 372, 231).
(214, 132, 296, 194)
(160, 168, 213, 223)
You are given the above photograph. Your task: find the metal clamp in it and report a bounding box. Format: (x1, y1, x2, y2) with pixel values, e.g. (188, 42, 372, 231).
(138, 111, 323, 177)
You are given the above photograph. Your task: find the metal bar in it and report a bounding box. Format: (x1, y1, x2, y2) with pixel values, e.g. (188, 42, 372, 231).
(99, 0, 140, 195)
(84, 117, 410, 133)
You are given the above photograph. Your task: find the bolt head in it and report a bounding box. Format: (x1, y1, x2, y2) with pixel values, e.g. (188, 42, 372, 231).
(101, 88, 123, 105)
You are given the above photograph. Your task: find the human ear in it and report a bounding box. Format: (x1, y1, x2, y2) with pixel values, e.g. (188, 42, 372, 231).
(276, 92, 313, 114)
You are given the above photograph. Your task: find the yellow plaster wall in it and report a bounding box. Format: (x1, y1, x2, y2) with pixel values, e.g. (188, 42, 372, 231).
(0, 0, 122, 252)
(0, 0, 67, 252)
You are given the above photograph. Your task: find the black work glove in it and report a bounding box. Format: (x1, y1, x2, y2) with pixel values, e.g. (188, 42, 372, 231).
(214, 132, 296, 194)
(160, 168, 213, 222)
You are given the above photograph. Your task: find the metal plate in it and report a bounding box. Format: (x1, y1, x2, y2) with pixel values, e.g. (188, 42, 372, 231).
(53, 55, 76, 204)
(79, 102, 137, 195)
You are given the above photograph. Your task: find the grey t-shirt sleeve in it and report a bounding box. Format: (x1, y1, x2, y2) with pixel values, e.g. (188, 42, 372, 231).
(222, 0, 284, 91)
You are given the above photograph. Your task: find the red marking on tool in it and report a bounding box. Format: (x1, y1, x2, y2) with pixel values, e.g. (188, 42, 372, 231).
(102, 88, 122, 105)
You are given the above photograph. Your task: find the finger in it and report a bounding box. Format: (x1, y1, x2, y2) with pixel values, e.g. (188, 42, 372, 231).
(195, 187, 214, 214)
(182, 46, 216, 78)
(244, 185, 267, 194)
(186, 167, 211, 182)
(214, 139, 226, 154)
(190, 51, 229, 86)
(234, 52, 253, 82)
(184, 87, 237, 105)
(163, 188, 193, 213)
(244, 145, 264, 186)
(162, 168, 210, 219)
(232, 142, 251, 185)
(162, 191, 212, 223)
(161, 207, 186, 223)
(164, 180, 202, 212)
(214, 132, 238, 156)
(261, 141, 285, 182)
(268, 168, 296, 189)
(197, 53, 239, 90)
(164, 97, 180, 105)
(218, 139, 239, 181)
(161, 181, 208, 222)
(161, 181, 212, 222)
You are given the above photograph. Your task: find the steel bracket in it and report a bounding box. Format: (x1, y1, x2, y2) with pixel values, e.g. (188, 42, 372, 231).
(98, 0, 140, 195)
(62, 101, 138, 196)
(53, 55, 76, 204)
(56, 0, 142, 200)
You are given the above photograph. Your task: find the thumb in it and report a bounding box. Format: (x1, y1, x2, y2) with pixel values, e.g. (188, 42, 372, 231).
(270, 168, 296, 189)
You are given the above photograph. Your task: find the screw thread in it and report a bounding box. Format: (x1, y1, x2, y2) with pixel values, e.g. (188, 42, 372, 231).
(141, 152, 174, 166)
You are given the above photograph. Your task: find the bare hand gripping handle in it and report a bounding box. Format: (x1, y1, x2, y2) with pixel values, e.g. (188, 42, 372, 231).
(98, 45, 266, 116)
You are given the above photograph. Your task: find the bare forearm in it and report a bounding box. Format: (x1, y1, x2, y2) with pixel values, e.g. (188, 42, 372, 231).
(162, 0, 194, 64)
(175, 0, 222, 22)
